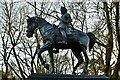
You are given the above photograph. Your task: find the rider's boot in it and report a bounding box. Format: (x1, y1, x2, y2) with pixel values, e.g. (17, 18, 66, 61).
(58, 29, 67, 45)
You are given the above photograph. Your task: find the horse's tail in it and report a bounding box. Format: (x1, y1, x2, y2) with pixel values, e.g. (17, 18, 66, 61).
(86, 32, 96, 51)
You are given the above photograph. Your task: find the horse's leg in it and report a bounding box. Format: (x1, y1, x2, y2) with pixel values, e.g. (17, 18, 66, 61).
(37, 41, 52, 70)
(81, 46, 89, 74)
(48, 49, 55, 73)
(71, 49, 83, 74)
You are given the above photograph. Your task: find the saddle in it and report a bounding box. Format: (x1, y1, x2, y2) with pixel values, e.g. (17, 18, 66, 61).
(52, 23, 74, 36)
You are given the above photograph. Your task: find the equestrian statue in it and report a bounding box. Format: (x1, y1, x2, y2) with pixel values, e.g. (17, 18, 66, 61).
(26, 7, 96, 74)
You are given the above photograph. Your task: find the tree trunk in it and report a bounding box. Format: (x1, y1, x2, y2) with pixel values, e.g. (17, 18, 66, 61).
(103, 2, 113, 76)
(110, 2, 120, 80)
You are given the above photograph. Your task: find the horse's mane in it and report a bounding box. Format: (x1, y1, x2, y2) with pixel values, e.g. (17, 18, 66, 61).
(35, 16, 55, 27)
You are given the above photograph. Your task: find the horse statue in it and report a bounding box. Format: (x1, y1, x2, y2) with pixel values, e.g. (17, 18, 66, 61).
(26, 16, 96, 74)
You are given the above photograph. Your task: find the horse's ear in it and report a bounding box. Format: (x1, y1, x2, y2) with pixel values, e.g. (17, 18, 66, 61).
(27, 15, 30, 19)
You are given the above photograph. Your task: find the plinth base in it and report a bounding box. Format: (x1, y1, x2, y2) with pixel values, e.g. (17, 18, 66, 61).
(26, 73, 109, 80)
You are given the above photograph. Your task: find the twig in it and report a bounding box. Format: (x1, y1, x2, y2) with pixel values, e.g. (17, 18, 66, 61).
(26, 1, 60, 20)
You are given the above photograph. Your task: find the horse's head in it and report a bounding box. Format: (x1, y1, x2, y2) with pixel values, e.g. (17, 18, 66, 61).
(26, 16, 38, 38)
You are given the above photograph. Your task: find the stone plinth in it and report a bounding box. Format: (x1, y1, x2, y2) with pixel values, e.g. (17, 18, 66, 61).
(26, 73, 109, 80)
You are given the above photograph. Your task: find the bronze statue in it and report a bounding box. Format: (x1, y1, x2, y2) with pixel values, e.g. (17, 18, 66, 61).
(26, 15, 96, 74)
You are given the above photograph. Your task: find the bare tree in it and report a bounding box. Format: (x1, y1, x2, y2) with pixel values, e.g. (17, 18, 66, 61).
(103, 2, 113, 76)
(0, 1, 25, 79)
(111, 2, 120, 80)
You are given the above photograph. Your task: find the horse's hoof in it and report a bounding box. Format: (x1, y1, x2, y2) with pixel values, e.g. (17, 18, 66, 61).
(81, 71, 87, 75)
(44, 64, 49, 70)
(51, 71, 55, 74)
(72, 72, 76, 75)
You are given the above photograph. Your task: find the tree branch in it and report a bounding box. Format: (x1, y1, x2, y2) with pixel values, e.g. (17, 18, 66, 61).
(26, 1, 60, 20)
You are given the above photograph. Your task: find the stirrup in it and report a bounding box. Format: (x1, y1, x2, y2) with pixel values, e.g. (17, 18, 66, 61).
(58, 41, 67, 44)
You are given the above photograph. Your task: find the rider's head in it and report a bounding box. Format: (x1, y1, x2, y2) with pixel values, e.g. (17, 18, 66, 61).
(61, 7, 67, 15)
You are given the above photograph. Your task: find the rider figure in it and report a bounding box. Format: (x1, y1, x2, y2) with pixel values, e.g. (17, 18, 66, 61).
(58, 7, 72, 44)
